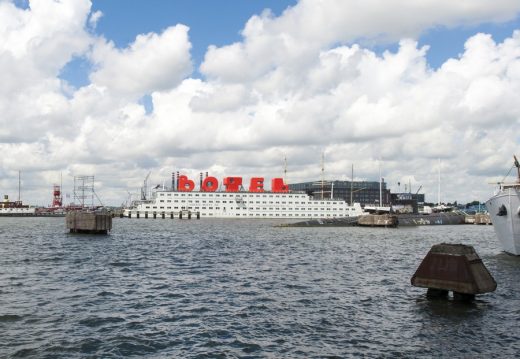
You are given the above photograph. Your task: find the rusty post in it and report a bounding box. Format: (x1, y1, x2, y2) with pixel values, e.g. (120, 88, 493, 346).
(411, 243, 496, 301)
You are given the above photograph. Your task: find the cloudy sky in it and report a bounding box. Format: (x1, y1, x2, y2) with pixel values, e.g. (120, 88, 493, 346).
(1, 0, 520, 207)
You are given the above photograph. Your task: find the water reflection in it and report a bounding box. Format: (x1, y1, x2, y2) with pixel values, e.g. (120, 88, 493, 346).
(415, 295, 491, 319)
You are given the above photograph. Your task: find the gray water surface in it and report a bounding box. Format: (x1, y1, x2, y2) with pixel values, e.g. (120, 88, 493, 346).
(1, 217, 519, 358)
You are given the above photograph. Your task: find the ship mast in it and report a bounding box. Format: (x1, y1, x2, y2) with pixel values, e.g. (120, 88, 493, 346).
(379, 161, 382, 206)
(350, 163, 354, 205)
(438, 158, 441, 206)
(18, 170, 21, 203)
(321, 153, 324, 200)
(514, 155, 520, 182)
(283, 156, 287, 183)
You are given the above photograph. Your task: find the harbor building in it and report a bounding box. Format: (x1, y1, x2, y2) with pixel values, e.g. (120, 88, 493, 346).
(288, 180, 391, 206)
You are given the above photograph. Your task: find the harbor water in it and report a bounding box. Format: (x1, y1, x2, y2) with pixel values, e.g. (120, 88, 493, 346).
(1, 217, 519, 358)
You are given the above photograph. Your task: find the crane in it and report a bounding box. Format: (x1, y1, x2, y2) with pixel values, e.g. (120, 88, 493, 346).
(141, 172, 151, 200)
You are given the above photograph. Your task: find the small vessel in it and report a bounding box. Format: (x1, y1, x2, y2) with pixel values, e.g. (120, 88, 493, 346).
(485, 155, 520, 255)
(0, 195, 37, 216)
(0, 171, 37, 216)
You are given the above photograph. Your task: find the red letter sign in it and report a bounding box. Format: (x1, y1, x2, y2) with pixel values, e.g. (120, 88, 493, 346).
(249, 177, 264, 192)
(271, 178, 289, 193)
(201, 176, 219, 192)
(223, 177, 242, 192)
(178, 175, 195, 192)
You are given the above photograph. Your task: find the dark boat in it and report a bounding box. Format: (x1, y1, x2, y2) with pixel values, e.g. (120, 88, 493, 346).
(396, 212, 466, 226)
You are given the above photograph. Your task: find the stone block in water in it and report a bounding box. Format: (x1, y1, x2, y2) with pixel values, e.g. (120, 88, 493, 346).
(66, 211, 112, 234)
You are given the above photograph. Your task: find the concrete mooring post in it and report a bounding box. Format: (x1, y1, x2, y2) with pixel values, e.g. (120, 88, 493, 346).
(66, 211, 112, 235)
(411, 243, 496, 301)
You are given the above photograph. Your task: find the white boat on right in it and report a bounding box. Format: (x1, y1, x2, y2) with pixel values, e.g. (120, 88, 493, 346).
(485, 155, 520, 255)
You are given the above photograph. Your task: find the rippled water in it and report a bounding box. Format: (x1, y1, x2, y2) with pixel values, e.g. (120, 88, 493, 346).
(1, 217, 519, 358)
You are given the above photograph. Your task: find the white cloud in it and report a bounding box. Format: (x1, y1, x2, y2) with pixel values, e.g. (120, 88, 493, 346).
(0, 0, 91, 73)
(1, 0, 520, 206)
(0, 0, 92, 143)
(89, 25, 193, 98)
(89, 9, 102, 28)
(200, 0, 520, 82)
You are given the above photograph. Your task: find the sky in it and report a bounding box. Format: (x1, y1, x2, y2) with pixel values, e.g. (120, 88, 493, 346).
(1, 0, 520, 207)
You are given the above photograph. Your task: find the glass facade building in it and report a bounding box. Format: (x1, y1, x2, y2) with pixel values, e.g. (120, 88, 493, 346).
(289, 180, 391, 206)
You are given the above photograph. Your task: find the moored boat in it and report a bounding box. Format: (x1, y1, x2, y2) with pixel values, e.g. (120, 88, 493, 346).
(0, 195, 37, 216)
(123, 173, 365, 219)
(485, 156, 520, 255)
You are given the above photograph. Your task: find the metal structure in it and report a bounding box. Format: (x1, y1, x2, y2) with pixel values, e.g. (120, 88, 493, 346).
(141, 172, 151, 200)
(73, 175, 103, 208)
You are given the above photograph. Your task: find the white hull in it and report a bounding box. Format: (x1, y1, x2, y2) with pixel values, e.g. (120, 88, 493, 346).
(486, 187, 520, 255)
(0, 207, 37, 216)
(123, 190, 364, 219)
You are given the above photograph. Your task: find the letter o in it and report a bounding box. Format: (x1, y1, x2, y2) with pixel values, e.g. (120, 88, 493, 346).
(202, 176, 219, 192)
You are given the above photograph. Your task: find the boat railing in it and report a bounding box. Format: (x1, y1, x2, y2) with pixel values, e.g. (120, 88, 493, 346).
(500, 182, 520, 189)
